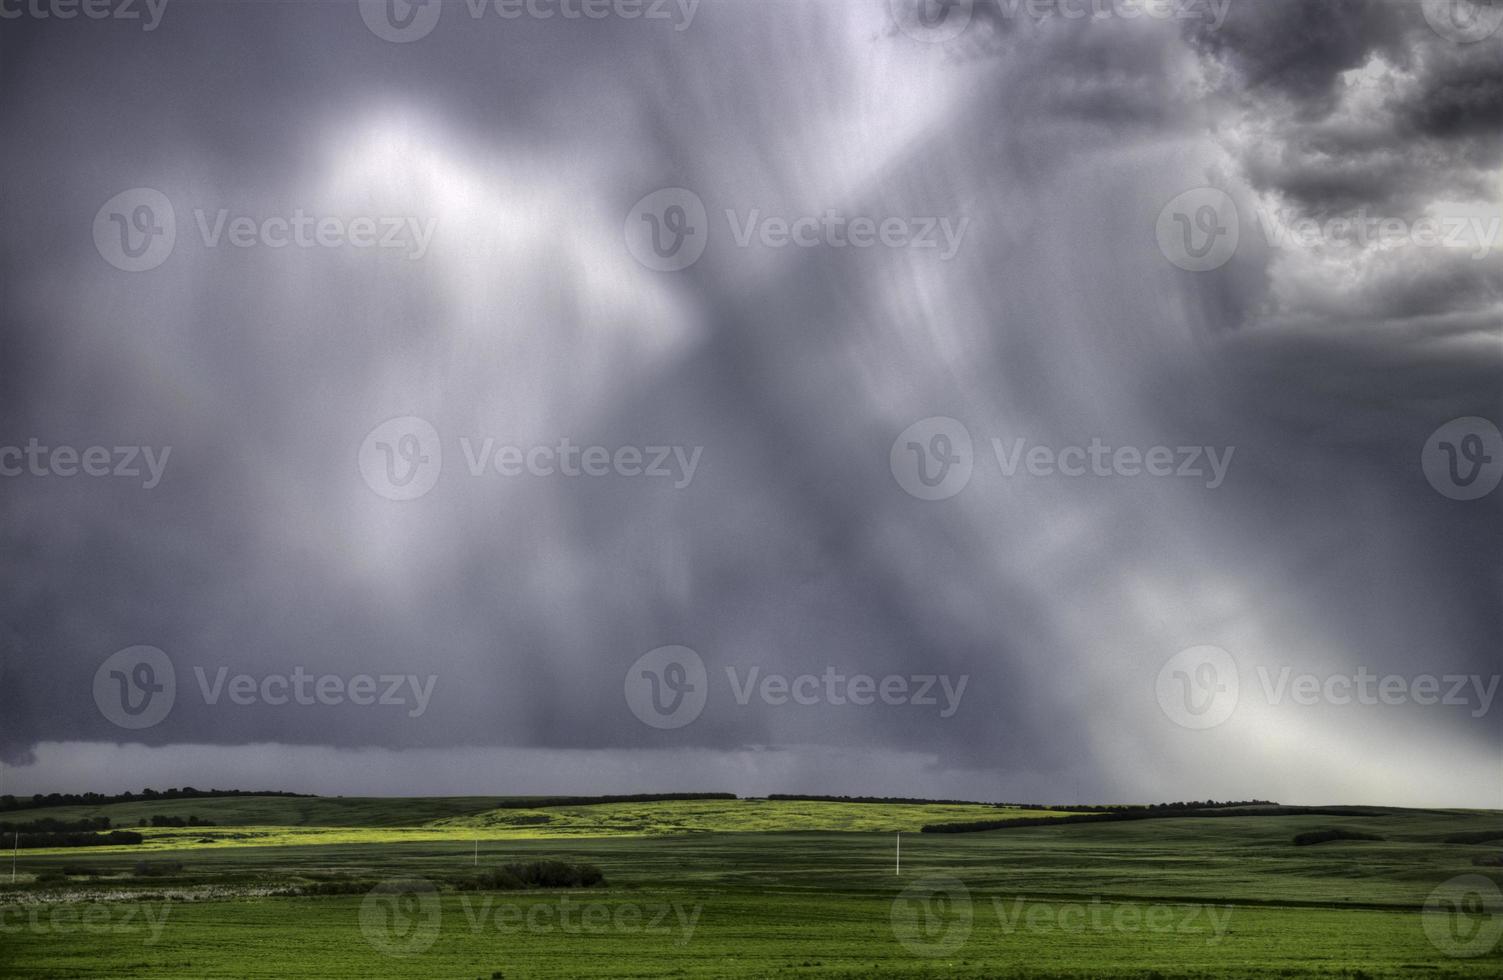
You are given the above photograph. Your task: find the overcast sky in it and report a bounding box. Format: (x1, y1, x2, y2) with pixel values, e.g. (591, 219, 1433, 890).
(1, 0, 1499, 806)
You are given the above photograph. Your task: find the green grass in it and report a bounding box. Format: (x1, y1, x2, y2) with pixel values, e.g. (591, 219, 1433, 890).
(3, 799, 1501, 977)
(5, 797, 1063, 854)
(433, 798, 1071, 836)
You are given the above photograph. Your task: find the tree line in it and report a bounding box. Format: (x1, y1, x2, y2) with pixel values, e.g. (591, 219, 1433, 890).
(922, 804, 1374, 834)
(1, 788, 309, 812)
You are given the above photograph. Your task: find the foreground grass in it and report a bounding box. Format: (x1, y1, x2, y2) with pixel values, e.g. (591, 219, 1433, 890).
(3, 802, 1500, 977)
(5, 888, 1499, 979)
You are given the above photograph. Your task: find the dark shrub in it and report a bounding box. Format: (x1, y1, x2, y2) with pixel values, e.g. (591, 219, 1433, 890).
(455, 861, 605, 891)
(132, 860, 185, 877)
(1445, 830, 1503, 845)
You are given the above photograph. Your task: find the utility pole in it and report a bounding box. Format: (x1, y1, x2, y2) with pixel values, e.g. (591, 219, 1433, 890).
(474, 839, 478, 867)
(11, 832, 17, 884)
(895, 832, 900, 876)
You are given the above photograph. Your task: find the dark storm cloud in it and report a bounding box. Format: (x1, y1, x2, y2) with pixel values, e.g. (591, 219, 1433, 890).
(1185, 0, 1410, 106)
(1, 0, 1499, 805)
(1188, 0, 1503, 216)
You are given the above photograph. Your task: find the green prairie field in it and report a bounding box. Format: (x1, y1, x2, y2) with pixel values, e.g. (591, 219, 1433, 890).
(2, 797, 1501, 978)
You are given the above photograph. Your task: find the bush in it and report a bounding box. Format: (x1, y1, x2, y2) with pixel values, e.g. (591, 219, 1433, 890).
(11, 830, 143, 849)
(0, 817, 111, 834)
(148, 815, 216, 828)
(34, 870, 68, 884)
(455, 861, 605, 891)
(132, 860, 185, 877)
(297, 879, 384, 896)
(1444, 830, 1503, 845)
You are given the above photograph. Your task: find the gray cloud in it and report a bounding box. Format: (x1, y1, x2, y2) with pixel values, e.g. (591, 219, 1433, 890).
(1, 0, 1498, 805)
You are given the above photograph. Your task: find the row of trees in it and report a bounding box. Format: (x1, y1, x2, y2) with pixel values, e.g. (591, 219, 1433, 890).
(923, 805, 1367, 834)
(11, 831, 144, 850)
(764, 796, 1277, 810)
(1, 788, 308, 812)
(2, 814, 216, 834)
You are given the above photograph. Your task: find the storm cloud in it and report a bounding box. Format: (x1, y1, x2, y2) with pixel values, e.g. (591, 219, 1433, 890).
(1, 0, 1498, 806)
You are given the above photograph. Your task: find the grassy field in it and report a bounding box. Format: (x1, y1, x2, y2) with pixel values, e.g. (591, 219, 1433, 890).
(4, 797, 1057, 853)
(2, 797, 1501, 977)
